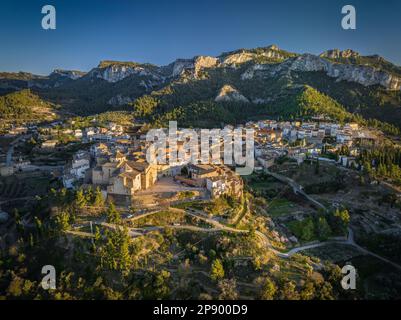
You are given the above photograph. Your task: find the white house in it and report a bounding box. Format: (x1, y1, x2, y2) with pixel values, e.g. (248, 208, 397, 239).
(62, 150, 91, 188)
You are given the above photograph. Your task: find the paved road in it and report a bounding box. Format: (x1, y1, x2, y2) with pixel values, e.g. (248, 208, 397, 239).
(263, 169, 401, 269)
(72, 199, 401, 271)
(6, 134, 31, 166)
(278, 227, 401, 271)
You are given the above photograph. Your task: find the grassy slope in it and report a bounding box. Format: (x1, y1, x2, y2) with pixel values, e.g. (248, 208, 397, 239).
(0, 89, 56, 122)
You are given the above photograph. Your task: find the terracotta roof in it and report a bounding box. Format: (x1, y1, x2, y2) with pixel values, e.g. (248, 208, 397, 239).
(119, 170, 141, 179)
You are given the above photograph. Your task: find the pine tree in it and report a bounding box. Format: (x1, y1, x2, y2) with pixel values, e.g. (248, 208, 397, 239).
(106, 202, 121, 224)
(75, 188, 86, 208)
(260, 278, 277, 300)
(316, 216, 331, 240)
(93, 187, 104, 207)
(210, 259, 225, 281)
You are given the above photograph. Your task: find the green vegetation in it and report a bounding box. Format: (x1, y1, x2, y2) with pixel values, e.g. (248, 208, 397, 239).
(359, 143, 401, 185)
(177, 191, 195, 200)
(358, 233, 401, 265)
(293, 86, 351, 122)
(130, 77, 400, 134)
(295, 71, 401, 130)
(0, 89, 56, 124)
(96, 227, 131, 272)
(105, 202, 121, 224)
(98, 60, 153, 69)
(67, 111, 134, 129)
(204, 195, 240, 216)
(288, 209, 349, 242)
(266, 199, 297, 217)
(2, 46, 400, 131)
(210, 259, 225, 281)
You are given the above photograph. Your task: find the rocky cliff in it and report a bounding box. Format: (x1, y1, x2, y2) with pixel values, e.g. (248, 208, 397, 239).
(242, 53, 401, 90)
(89, 61, 165, 83)
(51, 69, 86, 80)
(169, 55, 219, 78)
(320, 49, 360, 59)
(220, 44, 291, 66)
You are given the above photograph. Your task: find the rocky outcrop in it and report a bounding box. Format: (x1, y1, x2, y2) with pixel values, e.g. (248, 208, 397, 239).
(51, 69, 86, 80)
(170, 56, 218, 78)
(89, 63, 164, 83)
(221, 52, 255, 65)
(320, 49, 360, 59)
(220, 45, 290, 66)
(242, 53, 401, 91)
(194, 56, 219, 76)
(107, 95, 134, 106)
(215, 85, 249, 103)
(171, 59, 194, 77)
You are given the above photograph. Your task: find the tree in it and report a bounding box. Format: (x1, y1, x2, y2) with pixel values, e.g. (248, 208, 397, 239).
(34, 216, 43, 235)
(75, 188, 86, 208)
(329, 209, 350, 235)
(86, 186, 94, 204)
(315, 158, 320, 175)
(315, 281, 335, 300)
(278, 280, 299, 300)
(55, 211, 70, 231)
(218, 279, 239, 300)
(300, 281, 315, 300)
(139, 270, 171, 299)
(7, 273, 24, 297)
(105, 202, 121, 224)
(259, 278, 277, 300)
(93, 187, 104, 207)
(94, 226, 101, 243)
(210, 259, 225, 281)
(100, 227, 131, 272)
(301, 219, 315, 241)
(316, 216, 331, 240)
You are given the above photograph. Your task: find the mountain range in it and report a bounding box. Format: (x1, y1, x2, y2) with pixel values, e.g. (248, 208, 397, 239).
(1, 45, 401, 130)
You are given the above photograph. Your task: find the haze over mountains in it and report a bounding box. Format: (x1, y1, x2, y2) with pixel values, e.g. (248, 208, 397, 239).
(1, 45, 401, 129)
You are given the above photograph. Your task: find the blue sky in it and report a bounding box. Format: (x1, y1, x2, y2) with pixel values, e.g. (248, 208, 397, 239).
(0, 0, 400, 75)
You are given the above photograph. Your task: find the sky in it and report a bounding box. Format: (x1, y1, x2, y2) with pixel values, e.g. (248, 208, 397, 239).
(0, 0, 400, 75)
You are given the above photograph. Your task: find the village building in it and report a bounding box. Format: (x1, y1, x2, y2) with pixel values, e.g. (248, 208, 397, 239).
(63, 151, 91, 188)
(91, 151, 157, 203)
(41, 140, 58, 150)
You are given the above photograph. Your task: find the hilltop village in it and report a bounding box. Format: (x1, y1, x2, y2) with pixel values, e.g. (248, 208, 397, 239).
(1, 114, 401, 300)
(0, 117, 379, 209)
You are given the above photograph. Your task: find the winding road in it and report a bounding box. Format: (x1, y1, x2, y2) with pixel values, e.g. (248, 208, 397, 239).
(67, 192, 401, 271)
(264, 170, 401, 270)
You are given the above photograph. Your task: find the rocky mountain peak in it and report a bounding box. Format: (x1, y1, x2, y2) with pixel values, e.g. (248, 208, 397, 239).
(89, 60, 163, 83)
(267, 44, 279, 51)
(320, 49, 360, 59)
(242, 52, 401, 91)
(51, 69, 86, 80)
(169, 55, 218, 78)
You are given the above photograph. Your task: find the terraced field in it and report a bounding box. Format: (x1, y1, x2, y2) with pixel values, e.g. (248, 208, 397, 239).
(0, 179, 28, 199)
(0, 173, 54, 200)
